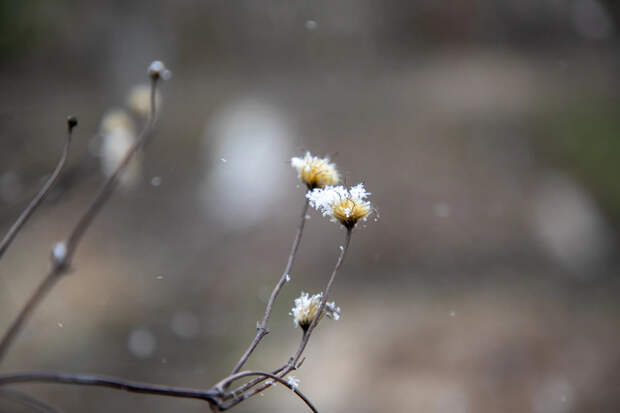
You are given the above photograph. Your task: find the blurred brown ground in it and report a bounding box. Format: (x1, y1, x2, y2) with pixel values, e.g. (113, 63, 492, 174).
(1, 1, 620, 412)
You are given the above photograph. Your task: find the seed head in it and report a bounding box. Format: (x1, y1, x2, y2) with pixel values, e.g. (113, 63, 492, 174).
(291, 152, 339, 189)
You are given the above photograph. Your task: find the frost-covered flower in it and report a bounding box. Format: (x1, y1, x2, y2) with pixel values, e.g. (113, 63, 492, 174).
(127, 84, 162, 118)
(291, 152, 339, 189)
(290, 291, 340, 331)
(307, 183, 372, 229)
(100, 109, 141, 188)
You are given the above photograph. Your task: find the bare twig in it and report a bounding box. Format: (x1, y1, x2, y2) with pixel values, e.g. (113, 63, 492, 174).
(222, 364, 287, 401)
(0, 117, 77, 262)
(291, 228, 352, 365)
(0, 267, 62, 362)
(229, 198, 310, 376)
(0, 371, 218, 405)
(222, 228, 353, 408)
(0, 388, 64, 413)
(0, 75, 161, 364)
(213, 371, 318, 413)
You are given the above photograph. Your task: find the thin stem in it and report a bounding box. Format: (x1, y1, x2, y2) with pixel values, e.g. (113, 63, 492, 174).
(291, 227, 352, 365)
(229, 198, 310, 376)
(0, 268, 60, 363)
(0, 118, 76, 262)
(65, 77, 159, 259)
(213, 371, 318, 413)
(222, 364, 286, 401)
(223, 228, 353, 409)
(0, 77, 161, 364)
(0, 371, 218, 404)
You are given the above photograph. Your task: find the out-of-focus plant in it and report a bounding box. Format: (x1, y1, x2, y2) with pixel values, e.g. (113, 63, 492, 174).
(0, 61, 375, 412)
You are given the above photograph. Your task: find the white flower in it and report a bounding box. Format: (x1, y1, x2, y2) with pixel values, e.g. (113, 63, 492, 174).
(286, 376, 300, 391)
(290, 291, 340, 331)
(306, 183, 372, 228)
(291, 152, 339, 189)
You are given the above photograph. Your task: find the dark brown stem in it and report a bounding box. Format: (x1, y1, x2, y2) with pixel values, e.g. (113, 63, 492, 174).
(221, 364, 287, 402)
(0, 371, 218, 404)
(213, 371, 318, 413)
(0, 77, 161, 364)
(229, 198, 310, 376)
(0, 118, 76, 262)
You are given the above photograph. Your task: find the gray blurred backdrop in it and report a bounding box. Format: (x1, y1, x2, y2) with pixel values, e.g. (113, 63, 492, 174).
(1, 1, 620, 412)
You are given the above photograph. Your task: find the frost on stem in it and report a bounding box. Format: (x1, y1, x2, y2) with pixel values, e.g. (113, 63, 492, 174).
(287, 376, 300, 391)
(290, 292, 340, 331)
(291, 152, 340, 189)
(51, 241, 68, 269)
(307, 183, 372, 229)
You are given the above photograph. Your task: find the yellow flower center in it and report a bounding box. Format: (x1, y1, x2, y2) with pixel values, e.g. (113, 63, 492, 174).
(332, 199, 370, 228)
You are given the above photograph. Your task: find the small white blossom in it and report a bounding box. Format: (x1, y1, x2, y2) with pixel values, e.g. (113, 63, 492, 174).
(306, 183, 372, 228)
(291, 152, 339, 189)
(290, 291, 340, 331)
(287, 376, 300, 391)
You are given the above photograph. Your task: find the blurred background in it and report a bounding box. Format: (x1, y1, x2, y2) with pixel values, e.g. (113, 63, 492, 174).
(1, 1, 620, 412)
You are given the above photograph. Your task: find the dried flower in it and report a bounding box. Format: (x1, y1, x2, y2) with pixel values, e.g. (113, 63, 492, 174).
(290, 291, 340, 331)
(291, 152, 339, 189)
(306, 183, 372, 229)
(127, 84, 161, 118)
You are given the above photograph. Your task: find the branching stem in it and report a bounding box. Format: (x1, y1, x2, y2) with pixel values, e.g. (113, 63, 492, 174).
(0, 78, 160, 364)
(229, 198, 310, 376)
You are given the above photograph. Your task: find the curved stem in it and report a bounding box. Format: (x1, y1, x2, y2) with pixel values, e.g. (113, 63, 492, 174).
(229, 198, 309, 376)
(214, 371, 318, 413)
(0, 119, 75, 262)
(0, 371, 217, 404)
